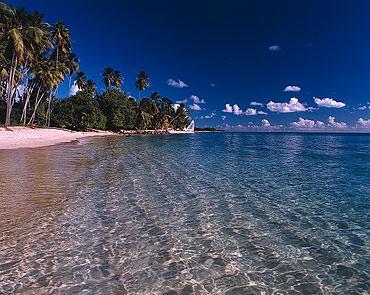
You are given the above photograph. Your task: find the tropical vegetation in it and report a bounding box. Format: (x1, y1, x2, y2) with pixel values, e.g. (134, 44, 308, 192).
(0, 2, 190, 131)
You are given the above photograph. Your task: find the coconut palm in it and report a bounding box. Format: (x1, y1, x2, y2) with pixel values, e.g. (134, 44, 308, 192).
(51, 22, 71, 67)
(102, 67, 114, 88)
(84, 79, 96, 97)
(65, 53, 79, 88)
(112, 70, 122, 88)
(75, 71, 87, 90)
(135, 70, 149, 99)
(0, 3, 50, 126)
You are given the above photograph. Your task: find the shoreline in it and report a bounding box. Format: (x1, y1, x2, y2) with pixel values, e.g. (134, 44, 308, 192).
(0, 127, 117, 150)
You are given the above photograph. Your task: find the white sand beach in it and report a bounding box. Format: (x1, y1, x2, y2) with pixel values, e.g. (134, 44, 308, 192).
(0, 127, 115, 150)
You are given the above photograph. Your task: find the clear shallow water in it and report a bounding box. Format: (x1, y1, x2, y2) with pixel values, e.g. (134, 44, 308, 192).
(0, 133, 369, 294)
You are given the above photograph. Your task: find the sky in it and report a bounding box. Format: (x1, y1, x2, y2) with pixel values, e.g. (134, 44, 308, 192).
(9, 0, 370, 131)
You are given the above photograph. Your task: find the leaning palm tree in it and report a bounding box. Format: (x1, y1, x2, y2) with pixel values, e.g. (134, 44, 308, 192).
(20, 12, 52, 125)
(135, 70, 149, 99)
(102, 67, 114, 88)
(0, 3, 50, 126)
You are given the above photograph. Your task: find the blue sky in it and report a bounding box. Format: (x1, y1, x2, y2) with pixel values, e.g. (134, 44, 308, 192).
(10, 0, 370, 130)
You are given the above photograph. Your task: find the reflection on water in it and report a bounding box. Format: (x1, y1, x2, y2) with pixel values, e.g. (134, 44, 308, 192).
(0, 133, 369, 294)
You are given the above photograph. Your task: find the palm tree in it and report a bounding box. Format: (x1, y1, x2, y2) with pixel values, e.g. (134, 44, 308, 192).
(113, 70, 123, 88)
(84, 79, 96, 97)
(51, 22, 71, 68)
(150, 92, 161, 104)
(102, 67, 114, 88)
(65, 53, 79, 88)
(135, 70, 149, 99)
(75, 71, 87, 91)
(0, 3, 50, 126)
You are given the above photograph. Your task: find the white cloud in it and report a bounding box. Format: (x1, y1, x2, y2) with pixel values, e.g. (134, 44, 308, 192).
(328, 116, 347, 129)
(172, 103, 180, 111)
(250, 101, 263, 106)
(267, 97, 309, 113)
(232, 104, 244, 115)
(189, 103, 203, 111)
(210, 83, 216, 87)
(176, 99, 187, 104)
(245, 108, 257, 116)
(269, 45, 281, 51)
(69, 81, 80, 96)
(190, 95, 206, 104)
(314, 97, 345, 108)
(283, 85, 301, 92)
(222, 103, 233, 113)
(223, 104, 267, 115)
(204, 112, 216, 119)
(291, 117, 325, 129)
(167, 79, 189, 88)
(261, 119, 271, 127)
(358, 106, 367, 110)
(221, 115, 226, 121)
(357, 118, 370, 128)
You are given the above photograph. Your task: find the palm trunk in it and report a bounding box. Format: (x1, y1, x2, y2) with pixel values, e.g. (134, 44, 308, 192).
(21, 83, 35, 125)
(28, 87, 43, 126)
(46, 88, 53, 127)
(5, 54, 17, 127)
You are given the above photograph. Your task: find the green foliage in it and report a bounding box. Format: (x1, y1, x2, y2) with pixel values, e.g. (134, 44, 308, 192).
(51, 92, 106, 131)
(98, 88, 137, 131)
(172, 103, 190, 129)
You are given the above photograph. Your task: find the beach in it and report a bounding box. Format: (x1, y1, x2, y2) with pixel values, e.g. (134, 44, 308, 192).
(0, 127, 115, 150)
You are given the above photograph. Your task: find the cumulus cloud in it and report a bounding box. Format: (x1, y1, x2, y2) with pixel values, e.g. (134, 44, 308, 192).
(189, 103, 203, 111)
(250, 101, 263, 106)
(284, 85, 301, 92)
(267, 97, 309, 113)
(69, 81, 80, 96)
(328, 116, 347, 129)
(222, 104, 233, 113)
(176, 99, 187, 104)
(221, 115, 227, 121)
(172, 103, 180, 111)
(167, 79, 189, 88)
(261, 119, 271, 127)
(244, 108, 257, 116)
(269, 45, 281, 51)
(314, 97, 345, 108)
(291, 117, 325, 129)
(232, 104, 244, 115)
(357, 118, 370, 128)
(223, 104, 266, 116)
(210, 83, 216, 87)
(190, 95, 206, 104)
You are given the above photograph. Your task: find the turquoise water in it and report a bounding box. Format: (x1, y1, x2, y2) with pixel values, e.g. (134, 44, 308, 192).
(0, 133, 369, 294)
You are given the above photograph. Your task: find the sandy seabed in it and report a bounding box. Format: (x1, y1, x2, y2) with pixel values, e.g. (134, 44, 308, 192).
(0, 127, 115, 150)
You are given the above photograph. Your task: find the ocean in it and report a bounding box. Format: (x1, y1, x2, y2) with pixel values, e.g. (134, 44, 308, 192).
(0, 133, 369, 294)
